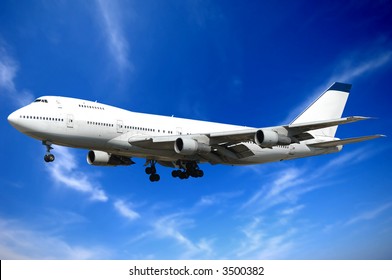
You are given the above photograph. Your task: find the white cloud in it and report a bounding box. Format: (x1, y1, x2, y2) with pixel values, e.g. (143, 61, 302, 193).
(151, 213, 214, 259)
(280, 204, 305, 216)
(235, 217, 296, 259)
(0, 43, 34, 106)
(330, 50, 392, 83)
(114, 199, 140, 221)
(47, 146, 108, 202)
(346, 202, 392, 226)
(242, 167, 307, 212)
(0, 217, 109, 259)
(243, 146, 378, 215)
(195, 191, 243, 208)
(283, 47, 392, 124)
(96, 0, 132, 74)
(0, 47, 17, 92)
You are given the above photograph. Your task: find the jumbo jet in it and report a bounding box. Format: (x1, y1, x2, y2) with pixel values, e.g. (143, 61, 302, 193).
(7, 82, 383, 182)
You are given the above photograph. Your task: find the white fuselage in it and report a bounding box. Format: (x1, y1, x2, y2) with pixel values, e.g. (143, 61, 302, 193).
(7, 96, 339, 166)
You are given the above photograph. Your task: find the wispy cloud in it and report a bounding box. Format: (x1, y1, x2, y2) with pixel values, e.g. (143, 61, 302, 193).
(151, 213, 214, 259)
(346, 202, 392, 226)
(283, 45, 392, 123)
(243, 146, 377, 215)
(330, 49, 392, 84)
(242, 167, 307, 212)
(47, 146, 108, 202)
(96, 0, 132, 74)
(280, 204, 305, 216)
(0, 41, 34, 106)
(0, 217, 109, 259)
(114, 199, 140, 221)
(235, 217, 296, 259)
(195, 191, 243, 208)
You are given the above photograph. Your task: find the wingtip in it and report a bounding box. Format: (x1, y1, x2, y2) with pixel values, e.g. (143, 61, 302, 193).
(329, 82, 352, 93)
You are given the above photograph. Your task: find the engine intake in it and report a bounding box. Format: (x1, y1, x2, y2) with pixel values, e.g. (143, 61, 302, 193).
(255, 129, 292, 147)
(174, 138, 211, 155)
(87, 150, 133, 166)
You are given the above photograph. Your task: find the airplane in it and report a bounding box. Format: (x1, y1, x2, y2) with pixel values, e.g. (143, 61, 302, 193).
(7, 82, 384, 182)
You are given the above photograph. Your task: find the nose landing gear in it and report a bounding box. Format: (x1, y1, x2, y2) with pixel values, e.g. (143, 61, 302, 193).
(43, 141, 55, 162)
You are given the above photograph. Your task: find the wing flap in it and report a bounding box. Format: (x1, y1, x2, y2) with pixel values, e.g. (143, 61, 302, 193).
(307, 134, 385, 148)
(226, 143, 255, 159)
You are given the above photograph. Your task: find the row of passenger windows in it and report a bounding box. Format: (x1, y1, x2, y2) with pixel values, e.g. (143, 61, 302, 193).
(79, 104, 105, 110)
(276, 145, 290, 149)
(19, 115, 178, 135)
(86, 120, 175, 134)
(87, 121, 113, 127)
(20, 115, 63, 122)
(123, 125, 174, 133)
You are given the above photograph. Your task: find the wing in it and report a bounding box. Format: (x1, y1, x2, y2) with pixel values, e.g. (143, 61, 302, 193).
(126, 116, 376, 163)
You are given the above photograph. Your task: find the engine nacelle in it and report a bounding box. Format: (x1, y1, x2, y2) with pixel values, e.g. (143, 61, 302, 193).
(174, 138, 211, 155)
(87, 150, 133, 166)
(255, 129, 292, 147)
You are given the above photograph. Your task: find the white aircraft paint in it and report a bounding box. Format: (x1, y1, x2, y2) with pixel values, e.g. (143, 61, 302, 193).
(8, 82, 384, 181)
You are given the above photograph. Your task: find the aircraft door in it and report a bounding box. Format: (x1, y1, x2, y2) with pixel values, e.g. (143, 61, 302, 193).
(67, 114, 74, 128)
(116, 120, 123, 133)
(289, 145, 295, 155)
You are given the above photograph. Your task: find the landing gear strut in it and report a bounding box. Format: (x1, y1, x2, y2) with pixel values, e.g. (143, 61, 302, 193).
(171, 161, 204, 180)
(145, 160, 160, 182)
(43, 141, 55, 162)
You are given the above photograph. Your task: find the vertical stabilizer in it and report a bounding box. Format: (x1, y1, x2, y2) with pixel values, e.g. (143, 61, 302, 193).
(291, 82, 351, 138)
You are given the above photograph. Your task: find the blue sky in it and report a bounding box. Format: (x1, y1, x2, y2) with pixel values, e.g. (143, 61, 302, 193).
(1, 0, 392, 259)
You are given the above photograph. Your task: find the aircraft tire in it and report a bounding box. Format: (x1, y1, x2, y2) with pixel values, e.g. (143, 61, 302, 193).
(44, 154, 55, 162)
(149, 174, 160, 182)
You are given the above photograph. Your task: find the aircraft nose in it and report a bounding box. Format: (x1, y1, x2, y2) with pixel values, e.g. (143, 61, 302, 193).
(7, 111, 18, 126)
(7, 110, 25, 131)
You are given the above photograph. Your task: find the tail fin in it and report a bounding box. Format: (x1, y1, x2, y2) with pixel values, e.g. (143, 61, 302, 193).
(290, 82, 351, 138)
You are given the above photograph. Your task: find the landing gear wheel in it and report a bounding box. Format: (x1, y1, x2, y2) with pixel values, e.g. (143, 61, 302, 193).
(179, 172, 189, 179)
(145, 166, 157, 174)
(172, 161, 204, 180)
(172, 170, 181, 178)
(44, 154, 55, 162)
(149, 173, 160, 182)
(145, 167, 153, 174)
(42, 141, 55, 163)
(195, 169, 204, 178)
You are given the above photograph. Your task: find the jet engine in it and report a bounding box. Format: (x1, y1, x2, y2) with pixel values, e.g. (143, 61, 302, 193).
(255, 129, 292, 147)
(174, 138, 211, 155)
(87, 150, 133, 166)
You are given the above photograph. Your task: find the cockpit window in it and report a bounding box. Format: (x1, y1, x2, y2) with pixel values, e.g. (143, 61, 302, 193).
(33, 99, 48, 103)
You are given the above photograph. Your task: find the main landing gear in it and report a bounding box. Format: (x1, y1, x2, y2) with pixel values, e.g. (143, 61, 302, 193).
(144, 160, 204, 182)
(145, 160, 160, 182)
(171, 161, 204, 180)
(43, 141, 55, 162)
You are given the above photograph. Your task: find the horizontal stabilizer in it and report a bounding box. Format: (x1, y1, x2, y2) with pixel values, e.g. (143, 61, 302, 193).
(288, 116, 371, 134)
(308, 134, 385, 148)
